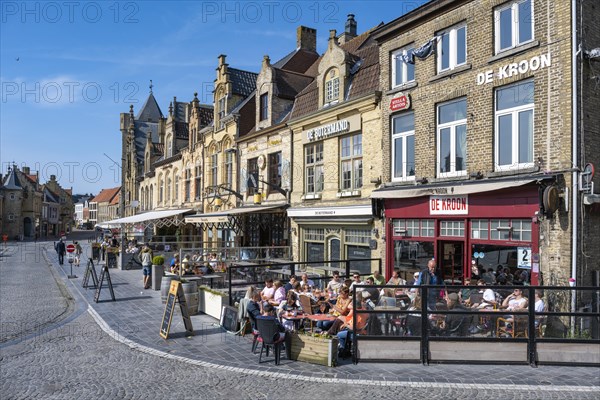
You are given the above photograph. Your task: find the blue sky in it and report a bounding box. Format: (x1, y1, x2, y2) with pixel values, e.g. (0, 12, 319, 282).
(1, 0, 426, 195)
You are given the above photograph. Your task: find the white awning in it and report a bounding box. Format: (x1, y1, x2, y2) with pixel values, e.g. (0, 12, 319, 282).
(98, 208, 193, 227)
(185, 204, 286, 224)
(370, 179, 537, 199)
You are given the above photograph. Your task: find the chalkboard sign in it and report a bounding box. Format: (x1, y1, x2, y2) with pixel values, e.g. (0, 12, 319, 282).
(82, 259, 99, 289)
(94, 264, 116, 303)
(160, 280, 194, 339)
(220, 305, 239, 332)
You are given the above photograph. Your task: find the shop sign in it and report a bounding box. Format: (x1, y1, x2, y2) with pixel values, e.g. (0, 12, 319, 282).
(429, 195, 468, 215)
(476, 52, 551, 85)
(305, 119, 349, 142)
(389, 92, 411, 111)
(517, 247, 532, 269)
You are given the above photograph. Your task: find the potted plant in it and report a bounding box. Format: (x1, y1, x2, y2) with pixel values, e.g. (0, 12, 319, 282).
(152, 255, 165, 291)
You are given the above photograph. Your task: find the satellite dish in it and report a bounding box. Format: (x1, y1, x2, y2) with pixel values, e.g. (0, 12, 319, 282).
(131, 200, 140, 208)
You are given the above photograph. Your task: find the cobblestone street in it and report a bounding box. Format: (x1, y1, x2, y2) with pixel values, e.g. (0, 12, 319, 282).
(1, 240, 598, 399)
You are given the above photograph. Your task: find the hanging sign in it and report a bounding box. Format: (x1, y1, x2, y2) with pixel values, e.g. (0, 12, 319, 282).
(517, 247, 532, 269)
(389, 92, 411, 112)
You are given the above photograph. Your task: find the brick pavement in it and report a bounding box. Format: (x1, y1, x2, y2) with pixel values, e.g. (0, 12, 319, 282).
(42, 242, 600, 392)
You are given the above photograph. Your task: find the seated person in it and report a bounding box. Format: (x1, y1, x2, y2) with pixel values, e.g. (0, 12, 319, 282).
(170, 254, 180, 274)
(385, 268, 407, 297)
(327, 298, 369, 355)
(268, 280, 286, 307)
(284, 275, 297, 292)
(317, 287, 351, 331)
(459, 278, 474, 306)
(363, 276, 380, 304)
(406, 295, 423, 336)
(433, 293, 469, 336)
(493, 287, 528, 337)
(326, 272, 343, 296)
(261, 279, 275, 303)
(181, 254, 193, 275)
(370, 270, 385, 286)
(246, 292, 263, 330)
(349, 274, 364, 293)
(256, 304, 286, 342)
(300, 273, 315, 289)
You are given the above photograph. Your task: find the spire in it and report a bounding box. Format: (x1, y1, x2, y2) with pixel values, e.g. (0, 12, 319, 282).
(149, 79, 153, 93)
(3, 165, 23, 190)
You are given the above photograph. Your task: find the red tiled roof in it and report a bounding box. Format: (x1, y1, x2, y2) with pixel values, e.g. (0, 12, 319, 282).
(109, 192, 120, 206)
(91, 187, 120, 203)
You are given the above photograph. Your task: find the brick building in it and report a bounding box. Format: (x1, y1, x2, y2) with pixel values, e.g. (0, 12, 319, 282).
(370, 0, 600, 286)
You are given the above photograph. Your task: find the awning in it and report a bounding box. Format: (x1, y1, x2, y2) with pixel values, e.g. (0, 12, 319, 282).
(98, 208, 193, 228)
(370, 178, 539, 199)
(185, 204, 286, 224)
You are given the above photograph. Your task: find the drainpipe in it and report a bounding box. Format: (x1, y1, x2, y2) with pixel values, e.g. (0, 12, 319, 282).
(570, 0, 580, 332)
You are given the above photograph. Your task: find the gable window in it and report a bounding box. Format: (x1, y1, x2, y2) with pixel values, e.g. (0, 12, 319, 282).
(437, 98, 467, 177)
(166, 135, 173, 157)
(392, 112, 415, 181)
(391, 47, 415, 88)
(495, 80, 534, 170)
(268, 152, 282, 193)
(259, 93, 269, 121)
(184, 168, 191, 202)
(217, 96, 226, 127)
(324, 69, 339, 105)
(340, 133, 362, 191)
(495, 0, 533, 54)
(305, 143, 324, 194)
(438, 24, 466, 73)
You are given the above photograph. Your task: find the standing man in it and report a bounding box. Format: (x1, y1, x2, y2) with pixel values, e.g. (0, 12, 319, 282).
(56, 239, 66, 265)
(416, 259, 442, 310)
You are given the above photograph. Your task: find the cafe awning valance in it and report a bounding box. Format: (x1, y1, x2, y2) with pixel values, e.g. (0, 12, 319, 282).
(97, 208, 193, 228)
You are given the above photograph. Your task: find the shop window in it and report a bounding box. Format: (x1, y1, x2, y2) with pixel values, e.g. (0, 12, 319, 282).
(495, 0, 533, 54)
(512, 219, 532, 241)
(491, 219, 511, 240)
(471, 219, 489, 240)
(471, 244, 529, 284)
(440, 220, 464, 237)
(268, 152, 282, 193)
(437, 23, 467, 73)
(394, 240, 434, 271)
(305, 143, 324, 195)
(421, 220, 435, 237)
(340, 133, 362, 191)
(489, 219, 531, 241)
(437, 98, 467, 177)
(392, 112, 415, 181)
(305, 228, 325, 264)
(393, 219, 435, 237)
(495, 80, 534, 171)
(345, 229, 370, 244)
(391, 46, 415, 88)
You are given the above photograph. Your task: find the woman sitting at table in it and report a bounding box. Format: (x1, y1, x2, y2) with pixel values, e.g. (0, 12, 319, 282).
(327, 296, 369, 355)
(317, 287, 351, 331)
(384, 268, 407, 297)
(268, 280, 286, 307)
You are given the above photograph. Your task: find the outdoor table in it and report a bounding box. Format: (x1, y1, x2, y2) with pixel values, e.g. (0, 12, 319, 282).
(201, 274, 224, 289)
(281, 312, 305, 331)
(305, 313, 337, 331)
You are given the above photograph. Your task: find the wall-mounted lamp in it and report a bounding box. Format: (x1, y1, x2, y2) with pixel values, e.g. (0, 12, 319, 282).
(469, 171, 484, 180)
(214, 197, 223, 207)
(418, 177, 428, 184)
(372, 228, 379, 237)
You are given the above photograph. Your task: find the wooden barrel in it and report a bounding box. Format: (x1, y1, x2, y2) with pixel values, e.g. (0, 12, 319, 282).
(182, 281, 199, 315)
(161, 277, 173, 304)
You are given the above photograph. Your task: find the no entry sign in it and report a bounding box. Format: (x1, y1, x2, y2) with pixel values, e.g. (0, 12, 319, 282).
(66, 244, 76, 253)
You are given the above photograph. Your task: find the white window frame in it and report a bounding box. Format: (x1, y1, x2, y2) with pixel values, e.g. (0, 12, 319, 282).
(325, 76, 339, 105)
(391, 46, 415, 88)
(437, 23, 467, 73)
(305, 143, 324, 195)
(494, 80, 535, 171)
(210, 153, 218, 187)
(437, 98, 468, 177)
(494, 0, 534, 54)
(340, 133, 363, 191)
(391, 112, 415, 182)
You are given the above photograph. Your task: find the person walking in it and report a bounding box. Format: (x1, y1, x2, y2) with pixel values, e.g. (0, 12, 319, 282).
(56, 239, 66, 265)
(140, 245, 153, 289)
(74, 241, 83, 266)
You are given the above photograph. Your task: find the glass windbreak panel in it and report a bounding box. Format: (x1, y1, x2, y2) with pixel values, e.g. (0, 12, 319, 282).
(393, 240, 434, 271)
(471, 244, 529, 284)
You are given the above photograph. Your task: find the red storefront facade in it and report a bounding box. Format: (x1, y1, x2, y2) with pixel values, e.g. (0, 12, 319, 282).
(380, 180, 546, 285)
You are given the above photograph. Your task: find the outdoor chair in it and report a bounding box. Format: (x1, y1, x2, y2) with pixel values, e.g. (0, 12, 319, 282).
(496, 315, 529, 338)
(255, 317, 286, 365)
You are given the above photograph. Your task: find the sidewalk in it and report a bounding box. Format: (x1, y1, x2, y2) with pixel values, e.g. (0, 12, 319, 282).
(51, 244, 600, 390)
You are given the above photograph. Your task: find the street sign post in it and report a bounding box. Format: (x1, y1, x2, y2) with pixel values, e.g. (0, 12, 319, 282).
(66, 244, 77, 278)
(66, 244, 75, 253)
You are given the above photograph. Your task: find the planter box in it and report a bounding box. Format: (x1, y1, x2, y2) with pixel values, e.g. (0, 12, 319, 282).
(289, 332, 339, 367)
(198, 287, 229, 320)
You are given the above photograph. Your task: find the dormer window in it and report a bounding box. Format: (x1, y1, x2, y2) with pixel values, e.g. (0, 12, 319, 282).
(260, 93, 269, 121)
(324, 69, 339, 106)
(166, 134, 173, 157)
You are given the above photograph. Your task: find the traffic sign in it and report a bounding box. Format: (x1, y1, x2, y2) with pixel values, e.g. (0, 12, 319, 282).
(66, 244, 76, 253)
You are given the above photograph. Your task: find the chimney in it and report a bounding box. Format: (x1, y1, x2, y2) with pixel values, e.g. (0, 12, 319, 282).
(345, 14, 357, 37)
(297, 26, 316, 52)
(338, 14, 358, 45)
(23, 166, 30, 175)
(50, 174, 56, 181)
